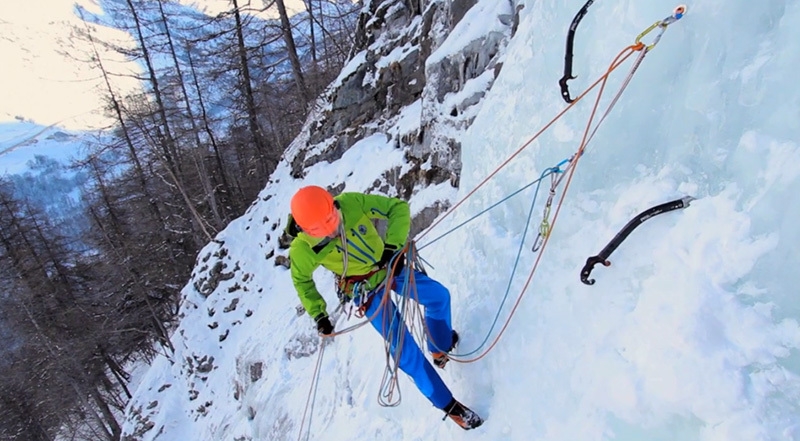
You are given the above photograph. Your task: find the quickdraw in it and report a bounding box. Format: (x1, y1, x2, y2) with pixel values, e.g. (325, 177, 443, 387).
(532, 159, 570, 251)
(580, 196, 695, 285)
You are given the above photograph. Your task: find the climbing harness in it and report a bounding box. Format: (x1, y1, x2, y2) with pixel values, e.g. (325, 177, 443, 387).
(335, 267, 382, 318)
(580, 196, 695, 285)
(559, 0, 597, 103)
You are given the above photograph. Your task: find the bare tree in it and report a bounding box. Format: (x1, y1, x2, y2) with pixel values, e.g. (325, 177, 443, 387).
(231, 0, 272, 173)
(275, 0, 310, 102)
(184, 40, 242, 216)
(0, 2, 365, 438)
(123, 0, 180, 176)
(156, 0, 227, 228)
(0, 182, 122, 441)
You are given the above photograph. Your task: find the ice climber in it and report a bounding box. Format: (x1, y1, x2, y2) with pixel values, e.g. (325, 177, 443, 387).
(285, 185, 484, 430)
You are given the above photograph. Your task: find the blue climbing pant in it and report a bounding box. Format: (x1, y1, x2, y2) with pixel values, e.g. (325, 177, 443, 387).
(359, 268, 454, 410)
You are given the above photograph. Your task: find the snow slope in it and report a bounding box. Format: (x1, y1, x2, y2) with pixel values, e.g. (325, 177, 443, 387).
(122, 1, 800, 440)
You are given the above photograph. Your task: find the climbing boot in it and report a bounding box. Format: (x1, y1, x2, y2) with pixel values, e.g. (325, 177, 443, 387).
(432, 330, 459, 369)
(443, 398, 484, 430)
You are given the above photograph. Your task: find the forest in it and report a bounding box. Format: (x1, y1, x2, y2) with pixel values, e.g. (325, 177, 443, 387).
(0, 1, 361, 439)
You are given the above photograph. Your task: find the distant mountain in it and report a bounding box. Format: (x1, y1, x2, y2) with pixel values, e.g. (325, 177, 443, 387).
(0, 120, 89, 176)
(0, 120, 94, 239)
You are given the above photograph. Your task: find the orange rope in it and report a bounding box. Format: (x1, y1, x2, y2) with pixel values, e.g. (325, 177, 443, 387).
(296, 16, 675, 434)
(298, 31, 662, 436)
(418, 42, 647, 363)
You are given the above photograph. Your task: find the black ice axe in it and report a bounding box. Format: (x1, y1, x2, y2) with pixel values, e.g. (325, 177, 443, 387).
(580, 196, 695, 285)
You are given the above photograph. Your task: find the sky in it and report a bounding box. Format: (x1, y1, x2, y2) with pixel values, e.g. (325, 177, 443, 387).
(119, 0, 800, 440)
(0, 0, 308, 131)
(0, 1, 138, 130)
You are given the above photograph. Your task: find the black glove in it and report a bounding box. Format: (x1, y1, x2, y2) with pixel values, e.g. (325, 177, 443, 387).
(315, 314, 334, 335)
(378, 245, 405, 278)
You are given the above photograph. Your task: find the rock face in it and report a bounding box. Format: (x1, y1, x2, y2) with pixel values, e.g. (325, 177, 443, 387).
(290, 0, 523, 231)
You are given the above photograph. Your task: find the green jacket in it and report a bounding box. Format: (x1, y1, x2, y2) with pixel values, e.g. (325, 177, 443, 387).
(288, 192, 411, 319)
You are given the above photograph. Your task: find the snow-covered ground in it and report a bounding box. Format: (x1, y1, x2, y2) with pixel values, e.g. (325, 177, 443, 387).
(120, 0, 800, 440)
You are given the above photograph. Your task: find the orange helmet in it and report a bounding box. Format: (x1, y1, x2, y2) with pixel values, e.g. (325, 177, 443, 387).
(290, 186, 340, 237)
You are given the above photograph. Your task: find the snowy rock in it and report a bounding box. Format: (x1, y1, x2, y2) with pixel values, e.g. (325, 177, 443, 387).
(297, 0, 516, 213)
(274, 255, 290, 269)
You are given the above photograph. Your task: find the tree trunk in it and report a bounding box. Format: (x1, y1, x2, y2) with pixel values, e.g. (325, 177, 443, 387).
(78, 18, 178, 355)
(232, 0, 271, 173)
(86, 157, 126, 247)
(304, 0, 317, 64)
(185, 41, 241, 216)
(157, 0, 225, 229)
(124, 0, 179, 177)
(78, 9, 166, 227)
(90, 387, 121, 441)
(275, 0, 310, 103)
(103, 351, 132, 400)
(125, 0, 215, 246)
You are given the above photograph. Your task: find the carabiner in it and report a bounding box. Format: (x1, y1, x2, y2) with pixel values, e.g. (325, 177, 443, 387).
(635, 4, 687, 50)
(532, 203, 552, 252)
(672, 4, 687, 20)
(538, 217, 551, 238)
